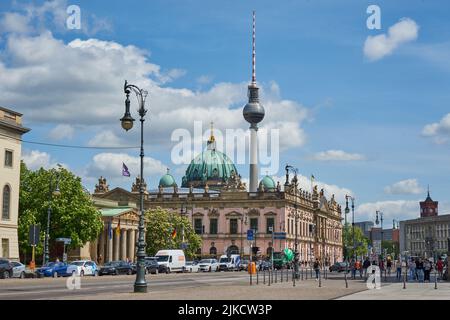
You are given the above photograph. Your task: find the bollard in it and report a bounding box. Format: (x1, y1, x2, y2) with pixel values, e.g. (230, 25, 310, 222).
(293, 268, 295, 287)
(319, 271, 322, 287)
(268, 269, 271, 286)
(305, 266, 308, 280)
(275, 269, 277, 283)
(403, 272, 406, 289)
(435, 270, 437, 290)
(250, 270, 253, 286)
(256, 268, 259, 285)
(263, 268, 266, 284)
(281, 268, 283, 283)
(344, 270, 348, 288)
(301, 266, 304, 281)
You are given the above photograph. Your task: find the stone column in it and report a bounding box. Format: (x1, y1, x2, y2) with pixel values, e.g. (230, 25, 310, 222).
(127, 229, 134, 262)
(121, 229, 128, 261)
(114, 227, 120, 261)
(99, 228, 105, 264)
(107, 230, 113, 263)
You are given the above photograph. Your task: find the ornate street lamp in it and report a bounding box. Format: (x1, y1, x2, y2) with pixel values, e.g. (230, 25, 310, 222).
(43, 167, 61, 265)
(121, 80, 148, 293)
(376, 210, 384, 259)
(346, 195, 355, 261)
(286, 165, 300, 279)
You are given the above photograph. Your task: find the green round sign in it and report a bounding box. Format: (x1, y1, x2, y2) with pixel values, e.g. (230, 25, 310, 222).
(283, 248, 294, 261)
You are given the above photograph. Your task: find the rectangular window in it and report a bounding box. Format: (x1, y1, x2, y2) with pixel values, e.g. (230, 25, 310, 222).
(266, 217, 274, 234)
(4, 150, 13, 168)
(230, 219, 238, 234)
(209, 219, 218, 235)
(1, 239, 9, 258)
(250, 218, 258, 232)
(194, 219, 203, 235)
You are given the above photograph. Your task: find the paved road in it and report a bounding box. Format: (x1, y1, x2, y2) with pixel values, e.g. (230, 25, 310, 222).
(0, 271, 250, 300)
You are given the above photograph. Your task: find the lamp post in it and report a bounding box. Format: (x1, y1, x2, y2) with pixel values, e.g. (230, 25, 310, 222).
(344, 197, 350, 262)
(43, 168, 61, 265)
(376, 210, 384, 260)
(285, 165, 299, 279)
(121, 80, 148, 293)
(345, 195, 356, 261)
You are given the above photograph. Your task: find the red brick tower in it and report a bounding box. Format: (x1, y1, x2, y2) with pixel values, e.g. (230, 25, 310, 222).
(420, 187, 438, 218)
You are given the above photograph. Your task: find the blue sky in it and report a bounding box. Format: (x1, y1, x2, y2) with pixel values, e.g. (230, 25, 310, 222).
(1, 0, 450, 224)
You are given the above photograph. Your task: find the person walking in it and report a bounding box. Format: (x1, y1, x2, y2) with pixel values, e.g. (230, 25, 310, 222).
(436, 257, 444, 281)
(416, 258, 424, 283)
(396, 259, 402, 281)
(424, 259, 432, 282)
(386, 258, 392, 277)
(355, 260, 362, 279)
(313, 258, 321, 281)
(350, 259, 356, 280)
(363, 257, 371, 279)
(408, 258, 416, 281)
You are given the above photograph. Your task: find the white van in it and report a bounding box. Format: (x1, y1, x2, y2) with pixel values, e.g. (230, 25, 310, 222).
(155, 250, 186, 273)
(218, 254, 241, 271)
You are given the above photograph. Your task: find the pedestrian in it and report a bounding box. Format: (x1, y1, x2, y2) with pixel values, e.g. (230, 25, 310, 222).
(386, 258, 392, 277)
(416, 258, 424, 283)
(98, 254, 103, 266)
(355, 260, 362, 278)
(313, 258, 321, 281)
(424, 259, 431, 282)
(396, 259, 402, 281)
(408, 259, 416, 281)
(436, 257, 444, 280)
(350, 259, 356, 280)
(363, 257, 371, 279)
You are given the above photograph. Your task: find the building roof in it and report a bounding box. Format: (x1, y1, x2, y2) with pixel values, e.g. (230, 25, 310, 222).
(100, 207, 134, 217)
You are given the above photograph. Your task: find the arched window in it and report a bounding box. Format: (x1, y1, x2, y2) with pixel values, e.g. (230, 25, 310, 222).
(210, 247, 217, 255)
(2, 185, 10, 220)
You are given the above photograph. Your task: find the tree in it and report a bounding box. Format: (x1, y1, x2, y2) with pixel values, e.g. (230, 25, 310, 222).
(343, 224, 369, 260)
(382, 240, 399, 259)
(145, 207, 202, 259)
(18, 162, 103, 262)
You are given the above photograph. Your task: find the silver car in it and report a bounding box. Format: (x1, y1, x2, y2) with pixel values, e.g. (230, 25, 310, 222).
(11, 261, 26, 278)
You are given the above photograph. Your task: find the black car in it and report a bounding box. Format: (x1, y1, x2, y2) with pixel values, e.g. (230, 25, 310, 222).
(258, 260, 272, 271)
(0, 259, 13, 279)
(145, 257, 168, 274)
(99, 261, 133, 276)
(329, 262, 350, 273)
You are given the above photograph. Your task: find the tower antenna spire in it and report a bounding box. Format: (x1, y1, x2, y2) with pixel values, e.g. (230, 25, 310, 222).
(252, 10, 256, 84)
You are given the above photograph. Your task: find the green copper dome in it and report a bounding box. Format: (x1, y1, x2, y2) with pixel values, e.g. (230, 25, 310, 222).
(260, 175, 276, 191)
(182, 131, 239, 189)
(159, 170, 176, 188)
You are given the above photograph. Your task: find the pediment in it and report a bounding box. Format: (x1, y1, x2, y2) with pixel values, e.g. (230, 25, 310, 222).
(96, 187, 138, 204)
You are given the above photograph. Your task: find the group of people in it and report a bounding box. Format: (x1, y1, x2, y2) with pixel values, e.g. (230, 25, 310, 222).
(347, 256, 448, 283)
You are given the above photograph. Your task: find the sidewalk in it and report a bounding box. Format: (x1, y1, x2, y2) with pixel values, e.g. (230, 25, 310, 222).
(337, 282, 450, 300)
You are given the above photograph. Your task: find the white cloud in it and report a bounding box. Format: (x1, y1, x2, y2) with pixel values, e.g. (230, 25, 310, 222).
(422, 113, 450, 144)
(85, 153, 167, 180)
(87, 130, 127, 147)
(356, 200, 420, 222)
(196, 75, 213, 85)
(311, 150, 366, 161)
(384, 179, 424, 195)
(364, 18, 419, 61)
(21, 150, 66, 170)
(0, 12, 32, 34)
(48, 124, 75, 140)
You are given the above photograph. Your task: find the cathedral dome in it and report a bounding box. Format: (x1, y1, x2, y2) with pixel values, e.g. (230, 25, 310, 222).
(182, 124, 239, 190)
(159, 170, 176, 188)
(260, 175, 276, 191)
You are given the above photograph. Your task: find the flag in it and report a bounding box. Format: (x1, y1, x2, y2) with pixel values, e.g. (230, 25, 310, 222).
(108, 222, 112, 240)
(116, 220, 121, 236)
(122, 163, 130, 177)
(171, 228, 177, 239)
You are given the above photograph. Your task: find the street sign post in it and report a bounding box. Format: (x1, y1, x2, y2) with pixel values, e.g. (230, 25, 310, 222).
(56, 238, 71, 263)
(247, 229, 254, 241)
(273, 232, 287, 240)
(28, 225, 40, 271)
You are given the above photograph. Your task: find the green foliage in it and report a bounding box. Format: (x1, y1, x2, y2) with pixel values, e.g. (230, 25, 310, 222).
(145, 207, 202, 259)
(343, 224, 369, 259)
(382, 240, 399, 257)
(18, 162, 103, 258)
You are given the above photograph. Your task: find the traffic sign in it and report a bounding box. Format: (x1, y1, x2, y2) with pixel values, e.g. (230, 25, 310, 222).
(273, 232, 286, 239)
(29, 225, 40, 246)
(56, 238, 71, 245)
(247, 230, 254, 241)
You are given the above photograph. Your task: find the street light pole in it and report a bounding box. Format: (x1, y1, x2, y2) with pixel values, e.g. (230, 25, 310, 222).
(43, 169, 61, 265)
(121, 80, 148, 293)
(286, 165, 299, 279)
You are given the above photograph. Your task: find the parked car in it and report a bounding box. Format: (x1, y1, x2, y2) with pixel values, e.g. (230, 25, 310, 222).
(155, 250, 186, 273)
(198, 259, 219, 272)
(258, 260, 272, 271)
(99, 261, 133, 276)
(0, 259, 13, 279)
(329, 262, 350, 273)
(145, 257, 168, 274)
(240, 259, 250, 271)
(218, 255, 241, 271)
(144, 258, 159, 274)
(185, 261, 200, 273)
(36, 262, 69, 278)
(11, 261, 26, 278)
(66, 260, 98, 277)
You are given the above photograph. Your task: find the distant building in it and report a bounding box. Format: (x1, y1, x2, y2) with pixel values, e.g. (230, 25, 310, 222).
(400, 191, 450, 259)
(354, 221, 374, 239)
(0, 107, 30, 260)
